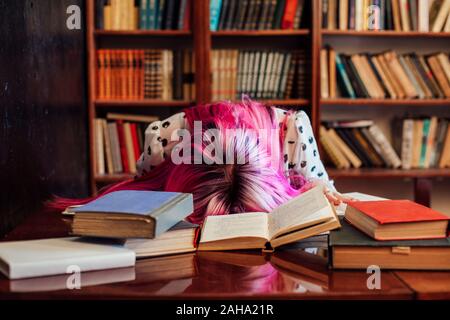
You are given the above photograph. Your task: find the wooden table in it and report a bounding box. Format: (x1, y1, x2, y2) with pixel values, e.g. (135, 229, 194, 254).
(0, 209, 448, 300)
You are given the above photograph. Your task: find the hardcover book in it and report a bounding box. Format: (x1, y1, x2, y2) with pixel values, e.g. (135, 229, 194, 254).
(345, 200, 450, 240)
(72, 190, 194, 239)
(330, 218, 450, 270)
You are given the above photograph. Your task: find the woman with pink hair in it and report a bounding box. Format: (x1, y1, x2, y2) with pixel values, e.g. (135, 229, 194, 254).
(52, 99, 348, 224)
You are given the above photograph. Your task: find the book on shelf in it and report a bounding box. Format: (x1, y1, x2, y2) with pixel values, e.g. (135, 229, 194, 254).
(0, 237, 136, 280)
(320, 120, 402, 169)
(330, 217, 450, 270)
(211, 49, 307, 101)
(96, 49, 195, 101)
(197, 186, 341, 251)
(393, 116, 450, 169)
(97, 0, 191, 31)
(322, 0, 450, 32)
(321, 46, 450, 100)
(345, 199, 450, 240)
(94, 115, 159, 175)
(71, 190, 194, 239)
(211, 0, 306, 31)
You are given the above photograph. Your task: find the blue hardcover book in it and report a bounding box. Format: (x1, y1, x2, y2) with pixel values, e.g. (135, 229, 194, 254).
(148, 0, 158, 30)
(156, 0, 166, 29)
(72, 190, 194, 239)
(139, 0, 148, 29)
(335, 54, 356, 98)
(210, 0, 223, 31)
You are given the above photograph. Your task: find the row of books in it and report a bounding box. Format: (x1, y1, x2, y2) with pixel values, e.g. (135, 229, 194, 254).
(322, 0, 450, 32)
(210, 0, 306, 31)
(396, 117, 450, 169)
(211, 49, 307, 101)
(96, 0, 191, 30)
(94, 114, 159, 175)
(320, 118, 450, 169)
(321, 47, 450, 99)
(96, 49, 195, 101)
(320, 120, 402, 169)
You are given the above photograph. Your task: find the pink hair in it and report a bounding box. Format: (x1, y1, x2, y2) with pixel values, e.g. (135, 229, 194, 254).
(49, 100, 308, 224)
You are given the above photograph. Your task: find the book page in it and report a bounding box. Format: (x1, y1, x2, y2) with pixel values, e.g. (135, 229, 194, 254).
(268, 186, 334, 239)
(200, 212, 269, 243)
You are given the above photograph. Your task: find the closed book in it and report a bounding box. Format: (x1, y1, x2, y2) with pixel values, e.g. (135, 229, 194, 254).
(0, 237, 135, 280)
(210, 0, 222, 31)
(345, 200, 450, 241)
(124, 221, 198, 258)
(432, 0, 450, 32)
(218, 0, 230, 30)
(178, 0, 189, 30)
(107, 122, 123, 173)
(322, 0, 329, 28)
(320, 48, 329, 98)
(427, 55, 450, 97)
(367, 124, 402, 168)
(418, 0, 429, 31)
(234, 0, 250, 29)
(432, 119, 449, 167)
(419, 118, 431, 168)
(328, 127, 362, 168)
(439, 125, 450, 168)
(281, 0, 298, 29)
(424, 117, 439, 168)
(292, 0, 304, 29)
(123, 122, 137, 173)
(320, 126, 351, 169)
(95, 119, 105, 175)
(273, 0, 286, 29)
(102, 119, 114, 174)
(335, 54, 356, 98)
(401, 118, 414, 169)
(336, 128, 373, 167)
(330, 218, 450, 270)
(72, 190, 194, 239)
(265, 0, 278, 29)
(156, 0, 166, 29)
(409, 0, 418, 30)
(339, 0, 348, 30)
(95, 0, 105, 29)
(224, 0, 240, 30)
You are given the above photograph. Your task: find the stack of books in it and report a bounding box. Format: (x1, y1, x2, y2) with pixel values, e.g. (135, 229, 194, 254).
(94, 113, 159, 176)
(322, 0, 450, 32)
(211, 49, 307, 101)
(396, 116, 450, 169)
(0, 186, 342, 280)
(96, 0, 191, 31)
(96, 49, 195, 101)
(210, 0, 306, 31)
(330, 199, 450, 270)
(321, 47, 450, 99)
(320, 120, 402, 169)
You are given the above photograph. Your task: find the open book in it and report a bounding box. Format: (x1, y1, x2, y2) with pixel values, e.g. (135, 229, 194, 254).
(198, 186, 340, 251)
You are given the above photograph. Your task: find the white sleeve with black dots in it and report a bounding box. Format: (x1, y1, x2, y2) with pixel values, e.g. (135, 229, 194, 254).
(288, 111, 336, 191)
(136, 112, 186, 177)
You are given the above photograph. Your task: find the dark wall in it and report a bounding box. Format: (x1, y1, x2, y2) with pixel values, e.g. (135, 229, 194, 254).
(0, 0, 89, 236)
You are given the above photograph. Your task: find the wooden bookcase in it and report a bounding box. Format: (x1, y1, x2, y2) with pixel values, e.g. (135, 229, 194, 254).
(86, 0, 450, 205)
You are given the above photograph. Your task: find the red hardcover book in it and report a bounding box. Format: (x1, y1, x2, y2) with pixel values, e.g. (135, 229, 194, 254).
(281, 0, 298, 29)
(130, 123, 141, 160)
(183, 0, 191, 31)
(345, 200, 450, 240)
(116, 120, 129, 173)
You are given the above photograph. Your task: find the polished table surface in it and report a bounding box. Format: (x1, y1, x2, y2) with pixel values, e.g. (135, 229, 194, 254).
(0, 209, 448, 300)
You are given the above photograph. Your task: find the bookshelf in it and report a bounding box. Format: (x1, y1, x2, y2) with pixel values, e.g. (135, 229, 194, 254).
(86, 0, 450, 205)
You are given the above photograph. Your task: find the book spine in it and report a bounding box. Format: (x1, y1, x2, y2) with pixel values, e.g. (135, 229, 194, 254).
(401, 118, 414, 169)
(282, 0, 298, 29)
(419, 118, 431, 168)
(368, 124, 402, 168)
(210, 0, 223, 31)
(335, 54, 356, 98)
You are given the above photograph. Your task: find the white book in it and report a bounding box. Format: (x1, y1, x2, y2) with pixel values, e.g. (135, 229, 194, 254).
(257, 52, 268, 99)
(95, 119, 105, 175)
(418, 0, 430, 31)
(0, 237, 136, 280)
(355, 0, 363, 31)
(271, 53, 284, 98)
(263, 52, 274, 99)
(401, 119, 414, 169)
(266, 52, 279, 99)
